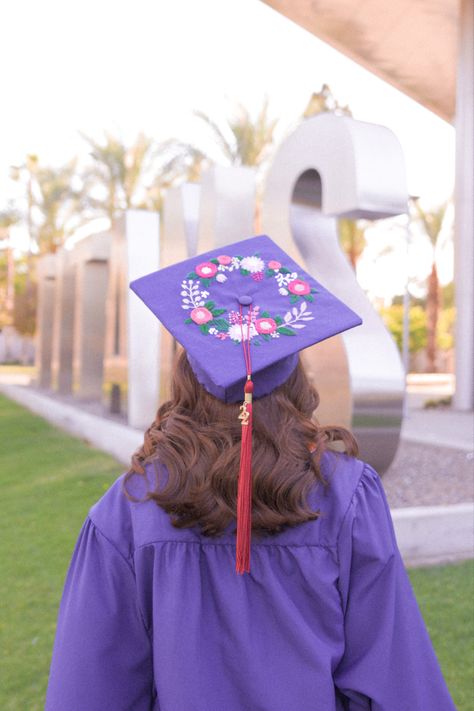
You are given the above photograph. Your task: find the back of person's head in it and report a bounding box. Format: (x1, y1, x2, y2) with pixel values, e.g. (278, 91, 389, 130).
(124, 348, 359, 539)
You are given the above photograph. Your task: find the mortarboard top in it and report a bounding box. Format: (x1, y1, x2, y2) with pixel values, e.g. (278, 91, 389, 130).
(129, 234, 363, 403)
(130, 234, 363, 574)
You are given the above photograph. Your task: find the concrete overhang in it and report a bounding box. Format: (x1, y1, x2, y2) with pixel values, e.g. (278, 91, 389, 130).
(261, 0, 458, 122)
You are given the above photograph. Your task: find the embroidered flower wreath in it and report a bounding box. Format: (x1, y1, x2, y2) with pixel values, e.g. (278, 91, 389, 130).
(180, 252, 317, 345)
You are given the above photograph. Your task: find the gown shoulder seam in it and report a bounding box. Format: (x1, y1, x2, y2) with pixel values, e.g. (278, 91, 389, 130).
(334, 459, 368, 556)
(87, 513, 135, 574)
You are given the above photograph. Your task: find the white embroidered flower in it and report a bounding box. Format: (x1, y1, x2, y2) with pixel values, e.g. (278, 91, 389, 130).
(228, 323, 258, 342)
(278, 287, 289, 296)
(201, 290, 210, 298)
(216, 273, 227, 283)
(230, 257, 241, 270)
(240, 256, 265, 274)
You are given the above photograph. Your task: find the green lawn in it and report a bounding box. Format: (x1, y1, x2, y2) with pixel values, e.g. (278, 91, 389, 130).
(0, 393, 472, 710)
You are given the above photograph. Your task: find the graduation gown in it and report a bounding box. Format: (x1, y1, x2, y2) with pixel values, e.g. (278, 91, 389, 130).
(45, 450, 456, 710)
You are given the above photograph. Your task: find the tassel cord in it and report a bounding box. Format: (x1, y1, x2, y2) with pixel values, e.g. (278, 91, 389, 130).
(236, 305, 253, 574)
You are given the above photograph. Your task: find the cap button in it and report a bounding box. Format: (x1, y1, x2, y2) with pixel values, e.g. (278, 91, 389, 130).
(238, 294, 253, 306)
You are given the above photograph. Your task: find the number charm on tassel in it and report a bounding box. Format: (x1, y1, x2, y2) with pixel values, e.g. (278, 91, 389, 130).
(238, 400, 251, 426)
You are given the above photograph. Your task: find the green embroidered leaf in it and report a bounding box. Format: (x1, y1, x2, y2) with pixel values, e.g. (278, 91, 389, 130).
(275, 315, 283, 325)
(311, 288, 318, 294)
(277, 326, 296, 336)
(289, 294, 300, 304)
(262, 334, 272, 341)
(212, 308, 226, 316)
(240, 268, 250, 276)
(199, 323, 210, 334)
(303, 295, 314, 302)
(253, 340, 261, 346)
(184, 318, 193, 324)
(261, 310, 270, 318)
(265, 269, 274, 277)
(186, 271, 198, 279)
(210, 258, 219, 265)
(236, 255, 243, 260)
(204, 301, 215, 310)
(279, 267, 291, 274)
(212, 319, 229, 332)
(201, 278, 211, 287)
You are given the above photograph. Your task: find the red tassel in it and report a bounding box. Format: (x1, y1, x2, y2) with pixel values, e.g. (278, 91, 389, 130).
(236, 378, 253, 574)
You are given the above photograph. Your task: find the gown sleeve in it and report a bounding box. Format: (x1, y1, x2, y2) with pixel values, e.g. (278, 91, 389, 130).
(45, 515, 155, 711)
(333, 462, 456, 710)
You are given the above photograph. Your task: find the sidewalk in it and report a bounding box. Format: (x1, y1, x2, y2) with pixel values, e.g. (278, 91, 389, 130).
(402, 374, 473, 452)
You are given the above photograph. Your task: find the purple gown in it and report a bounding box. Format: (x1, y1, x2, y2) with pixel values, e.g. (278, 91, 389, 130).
(45, 450, 456, 710)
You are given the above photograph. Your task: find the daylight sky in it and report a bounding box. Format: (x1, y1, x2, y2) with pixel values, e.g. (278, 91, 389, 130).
(0, 0, 455, 301)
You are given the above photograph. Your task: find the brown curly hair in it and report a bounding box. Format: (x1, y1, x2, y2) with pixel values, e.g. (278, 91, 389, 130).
(122, 348, 359, 539)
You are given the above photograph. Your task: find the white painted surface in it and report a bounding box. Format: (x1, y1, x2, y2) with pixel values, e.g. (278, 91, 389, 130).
(0, 383, 142, 468)
(125, 210, 161, 431)
(392, 503, 474, 568)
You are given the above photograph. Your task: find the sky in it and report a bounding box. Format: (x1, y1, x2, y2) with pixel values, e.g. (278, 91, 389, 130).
(0, 0, 455, 301)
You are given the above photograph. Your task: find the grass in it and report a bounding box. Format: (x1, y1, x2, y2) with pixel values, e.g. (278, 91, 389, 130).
(0, 393, 120, 710)
(407, 562, 474, 710)
(0, 392, 472, 709)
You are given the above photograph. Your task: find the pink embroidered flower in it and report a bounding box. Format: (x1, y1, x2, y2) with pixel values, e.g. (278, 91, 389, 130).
(268, 260, 281, 270)
(196, 262, 218, 278)
(288, 279, 311, 295)
(252, 272, 264, 281)
(190, 307, 213, 324)
(255, 317, 277, 334)
(217, 255, 232, 265)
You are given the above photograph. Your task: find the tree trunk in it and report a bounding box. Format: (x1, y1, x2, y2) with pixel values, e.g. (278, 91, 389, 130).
(426, 262, 440, 372)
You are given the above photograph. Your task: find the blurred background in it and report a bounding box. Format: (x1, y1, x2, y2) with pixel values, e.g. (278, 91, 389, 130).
(0, 1, 472, 709)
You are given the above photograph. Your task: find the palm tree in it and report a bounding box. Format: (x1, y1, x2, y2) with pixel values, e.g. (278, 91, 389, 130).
(35, 160, 83, 253)
(80, 130, 154, 220)
(10, 154, 39, 263)
(410, 197, 450, 372)
(143, 140, 208, 212)
(166, 97, 279, 232)
(191, 96, 279, 168)
(337, 218, 368, 269)
(302, 83, 352, 118)
(0, 207, 21, 327)
(80, 130, 191, 218)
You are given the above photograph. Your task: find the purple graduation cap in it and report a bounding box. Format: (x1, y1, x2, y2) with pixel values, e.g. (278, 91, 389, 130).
(129, 234, 363, 574)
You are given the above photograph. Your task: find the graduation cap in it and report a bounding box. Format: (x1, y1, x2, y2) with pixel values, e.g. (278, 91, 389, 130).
(130, 234, 363, 574)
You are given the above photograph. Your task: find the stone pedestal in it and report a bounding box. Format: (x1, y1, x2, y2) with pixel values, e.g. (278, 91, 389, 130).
(35, 254, 57, 389)
(51, 249, 76, 394)
(70, 233, 110, 401)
